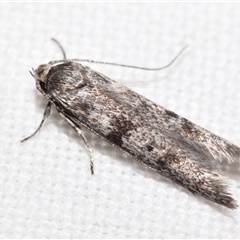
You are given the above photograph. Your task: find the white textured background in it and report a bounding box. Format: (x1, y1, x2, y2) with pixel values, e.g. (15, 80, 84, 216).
(0, 2, 240, 238)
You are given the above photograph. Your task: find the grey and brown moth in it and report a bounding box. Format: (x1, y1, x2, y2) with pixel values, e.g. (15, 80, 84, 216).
(22, 39, 240, 209)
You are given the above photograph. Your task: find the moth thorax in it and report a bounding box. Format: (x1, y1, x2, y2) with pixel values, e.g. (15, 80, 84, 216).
(34, 63, 52, 82)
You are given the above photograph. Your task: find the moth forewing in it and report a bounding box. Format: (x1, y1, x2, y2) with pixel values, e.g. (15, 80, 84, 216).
(23, 40, 239, 209)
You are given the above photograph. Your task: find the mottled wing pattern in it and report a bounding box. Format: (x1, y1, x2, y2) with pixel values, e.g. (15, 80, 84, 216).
(45, 62, 239, 208)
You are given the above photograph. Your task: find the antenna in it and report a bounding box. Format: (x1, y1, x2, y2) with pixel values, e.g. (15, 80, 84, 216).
(51, 38, 188, 71)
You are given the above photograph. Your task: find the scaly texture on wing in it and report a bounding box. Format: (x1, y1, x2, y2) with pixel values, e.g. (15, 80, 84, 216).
(46, 63, 239, 208)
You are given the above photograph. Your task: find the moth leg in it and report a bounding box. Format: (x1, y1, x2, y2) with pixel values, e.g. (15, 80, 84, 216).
(59, 112, 95, 175)
(21, 101, 52, 142)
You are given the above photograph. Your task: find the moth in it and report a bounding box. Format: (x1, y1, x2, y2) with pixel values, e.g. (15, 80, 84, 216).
(22, 39, 240, 209)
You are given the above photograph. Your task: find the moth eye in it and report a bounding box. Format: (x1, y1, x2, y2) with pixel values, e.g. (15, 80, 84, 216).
(39, 81, 47, 93)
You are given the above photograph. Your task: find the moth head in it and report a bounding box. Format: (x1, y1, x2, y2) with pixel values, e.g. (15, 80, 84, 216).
(34, 64, 52, 82)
